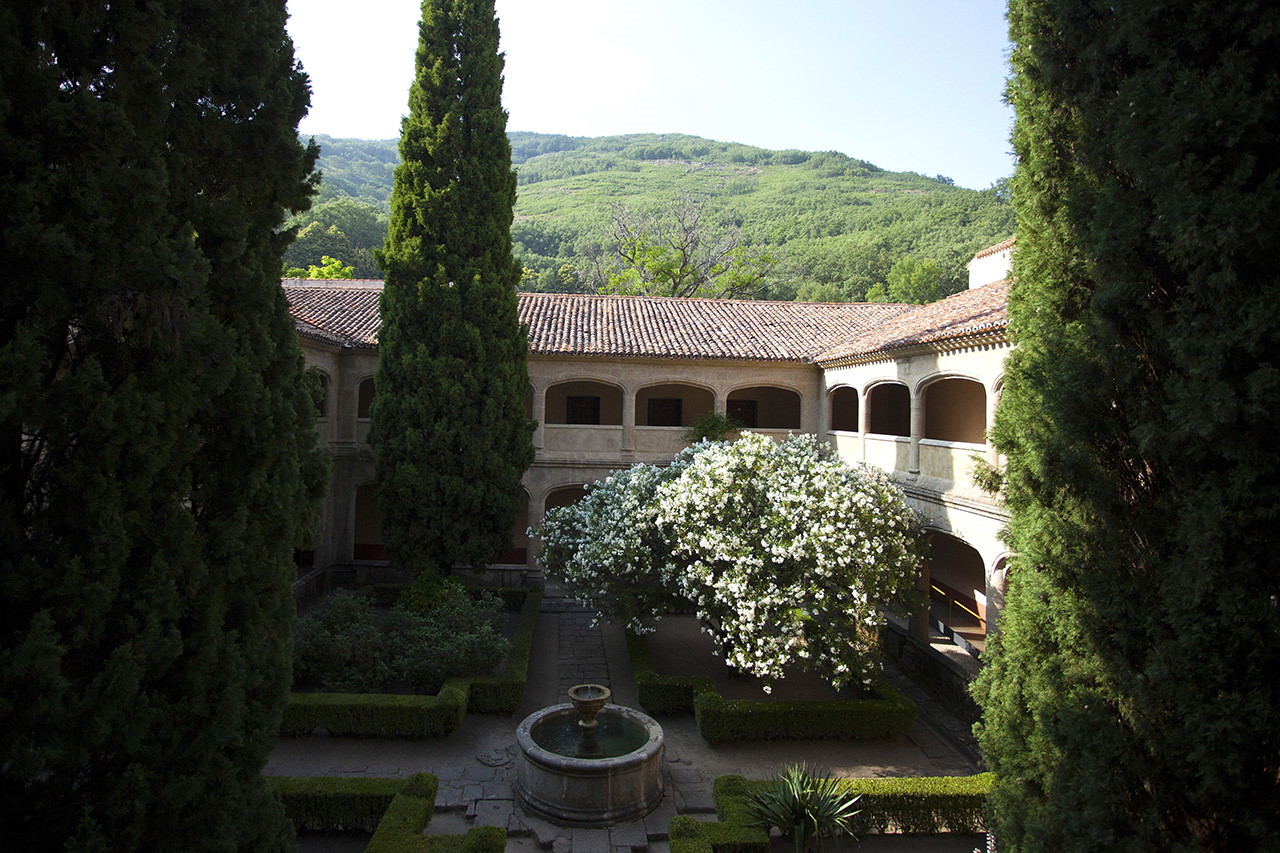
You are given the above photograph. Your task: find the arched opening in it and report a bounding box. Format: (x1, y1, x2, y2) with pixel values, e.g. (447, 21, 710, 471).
(926, 532, 987, 653)
(357, 377, 375, 419)
(496, 491, 530, 565)
(635, 383, 714, 427)
(923, 378, 987, 443)
(353, 483, 385, 561)
(726, 386, 801, 430)
(544, 484, 591, 513)
(866, 383, 910, 437)
(828, 386, 858, 432)
(314, 371, 330, 417)
(544, 381, 623, 425)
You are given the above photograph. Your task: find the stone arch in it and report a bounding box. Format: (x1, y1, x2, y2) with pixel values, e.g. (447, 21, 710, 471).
(353, 481, 385, 561)
(920, 375, 987, 444)
(542, 483, 593, 515)
(357, 375, 375, 419)
(725, 383, 802, 430)
(313, 369, 331, 418)
(865, 380, 910, 437)
(924, 529, 988, 651)
(827, 385, 859, 432)
(635, 381, 715, 427)
(544, 379, 624, 425)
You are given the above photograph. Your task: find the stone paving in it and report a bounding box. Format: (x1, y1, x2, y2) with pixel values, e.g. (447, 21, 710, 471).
(272, 583, 983, 851)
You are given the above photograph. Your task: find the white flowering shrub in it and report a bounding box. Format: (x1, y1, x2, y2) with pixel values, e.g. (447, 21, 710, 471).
(536, 433, 927, 691)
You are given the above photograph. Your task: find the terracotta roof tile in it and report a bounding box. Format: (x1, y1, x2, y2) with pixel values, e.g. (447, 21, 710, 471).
(518, 292, 912, 361)
(972, 237, 1015, 259)
(281, 279, 1009, 364)
(815, 280, 1011, 364)
(283, 279, 383, 348)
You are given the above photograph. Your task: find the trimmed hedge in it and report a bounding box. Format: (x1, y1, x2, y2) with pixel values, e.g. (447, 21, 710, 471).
(268, 773, 506, 851)
(367, 773, 506, 853)
(282, 587, 542, 737)
(467, 586, 542, 713)
(280, 680, 470, 738)
(669, 774, 770, 852)
(270, 775, 403, 832)
(627, 630, 916, 744)
(840, 773, 993, 835)
(675, 772, 993, 846)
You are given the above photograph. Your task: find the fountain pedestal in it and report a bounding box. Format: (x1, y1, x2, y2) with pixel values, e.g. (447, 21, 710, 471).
(515, 689, 665, 826)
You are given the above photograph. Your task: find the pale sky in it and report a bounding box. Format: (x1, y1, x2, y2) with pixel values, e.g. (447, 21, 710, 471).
(287, 0, 1015, 190)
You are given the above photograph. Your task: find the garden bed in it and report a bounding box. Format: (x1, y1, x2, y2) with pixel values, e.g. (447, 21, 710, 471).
(668, 773, 992, 852)
(628, 615, 916, 743)
(271, 774, 504, 852)
(281, 586, 542, 738)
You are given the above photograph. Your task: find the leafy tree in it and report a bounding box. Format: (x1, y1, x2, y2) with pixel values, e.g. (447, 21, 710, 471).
(372, 0, 534, 578)
(285, 255, 357, 279)
(282, 196, 388, 277)
(973, 2, 1280, 849)
(864, 257, 952, 304)
(0, 0, 325, 849)
(596, 193, 777, 298)
(537, 434, 925, 689)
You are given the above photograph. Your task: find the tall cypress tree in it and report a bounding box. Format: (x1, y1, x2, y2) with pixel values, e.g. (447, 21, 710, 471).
(373, 0, 534, 578)
(0, 1, 324, 848)
(974, 2, 1280, 849)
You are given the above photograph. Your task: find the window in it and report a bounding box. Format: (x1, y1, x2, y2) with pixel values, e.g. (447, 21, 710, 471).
(647, 398, 683, 427)
(565, 395, 601, 425)
(727, 399, 758, 428)
(358, 378, 374, 419)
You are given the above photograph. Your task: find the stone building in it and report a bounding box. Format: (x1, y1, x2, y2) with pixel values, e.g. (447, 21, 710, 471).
(284, 240, 1014, 658)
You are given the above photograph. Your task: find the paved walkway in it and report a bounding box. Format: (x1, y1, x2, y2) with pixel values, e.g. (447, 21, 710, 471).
(269, 586, 984, 851)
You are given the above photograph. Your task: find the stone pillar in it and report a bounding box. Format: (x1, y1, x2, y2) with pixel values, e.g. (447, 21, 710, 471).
(621, 387, 636, 452)
(816, 383, 830, 442)
(910, 555, 932, 642)
(858, 386, 871, 463)
(532, 381, 546, 452)
(908, 389, 924, 474)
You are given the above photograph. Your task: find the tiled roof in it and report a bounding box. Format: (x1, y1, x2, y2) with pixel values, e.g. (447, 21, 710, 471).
(815, 280, 1011, 365)
(283, 280, 383, 348)
(281, 279, 1010, 363)
(972, 237, 1015, 259)
(519, 293, 912, 361)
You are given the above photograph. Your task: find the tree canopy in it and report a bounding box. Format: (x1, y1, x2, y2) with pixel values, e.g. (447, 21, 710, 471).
(974, 1, 1280, 849)
(0, 0, 325, 847)
(537, 434, 925, 690)
(371, 0, 534, 578)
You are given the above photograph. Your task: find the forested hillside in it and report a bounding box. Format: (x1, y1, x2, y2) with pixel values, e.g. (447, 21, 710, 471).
(287, 132, 1014, 301)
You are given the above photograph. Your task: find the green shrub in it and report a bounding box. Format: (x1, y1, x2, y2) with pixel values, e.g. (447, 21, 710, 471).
(628, 631, 916, 743)
(365, 773, 506, 853)
(293, 587, 509, 695)
(711, 773, 992, 838)
(269, 776, 402, 832)
(281, 682, 469, 738)
(294, 591, 390, 692)
(840, 773, 992, 835)
(284, 588, 542, 735)
(467, 587, 543, 713)
(746, 764, 862, 852)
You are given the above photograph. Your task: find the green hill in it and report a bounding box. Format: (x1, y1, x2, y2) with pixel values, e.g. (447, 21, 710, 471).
(290, 132, 1014, 301)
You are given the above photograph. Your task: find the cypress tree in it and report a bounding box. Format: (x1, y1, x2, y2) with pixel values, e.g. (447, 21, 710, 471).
(0, 1, 324, 848)
(974, 2, 1280, 849)
(372, 0, 534, 577)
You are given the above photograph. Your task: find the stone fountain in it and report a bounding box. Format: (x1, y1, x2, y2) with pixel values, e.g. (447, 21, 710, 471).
(515, 684, 665, 825)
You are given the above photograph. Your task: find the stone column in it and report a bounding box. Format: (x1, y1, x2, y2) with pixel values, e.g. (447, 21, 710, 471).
(909, 555, 932, 642)
(531, 381, 546, 452)
(621, 386, 636, 452)
(908, 389, 924, 474)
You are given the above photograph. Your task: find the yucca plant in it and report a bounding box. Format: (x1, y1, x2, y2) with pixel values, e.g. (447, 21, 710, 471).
(746, 764, 861, 852)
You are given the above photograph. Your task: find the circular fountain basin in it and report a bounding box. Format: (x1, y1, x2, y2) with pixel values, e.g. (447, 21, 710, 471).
(515, 703, 664, 826)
